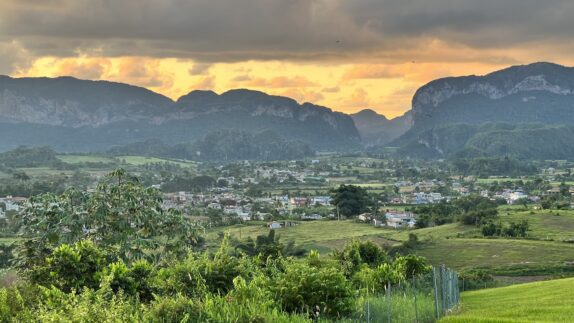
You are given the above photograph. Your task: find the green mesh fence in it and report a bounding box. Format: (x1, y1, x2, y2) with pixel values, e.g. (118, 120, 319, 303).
(351, 265, 460, 323)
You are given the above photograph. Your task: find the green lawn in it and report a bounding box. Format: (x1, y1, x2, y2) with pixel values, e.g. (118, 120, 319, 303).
(442, 278, 574, 322)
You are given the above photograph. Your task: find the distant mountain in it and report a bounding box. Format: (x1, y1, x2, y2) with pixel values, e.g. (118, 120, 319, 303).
(394, 62, 574, 159)
(172, 89, 360, 150)
(0, 76, 360, 153)
(351, 109, 411, 146)
(0, 75, 173, 127)
(410, 62, 574, 131)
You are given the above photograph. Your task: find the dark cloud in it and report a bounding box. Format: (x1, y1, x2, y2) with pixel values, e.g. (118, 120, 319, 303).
(0, 41, 33, 74)
(342, 0, 574, 48)
(188, 63, 212, 75)
(1, 0, 573, 63)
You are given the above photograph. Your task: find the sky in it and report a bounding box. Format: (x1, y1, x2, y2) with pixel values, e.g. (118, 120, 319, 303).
(2, 1, 574, 118)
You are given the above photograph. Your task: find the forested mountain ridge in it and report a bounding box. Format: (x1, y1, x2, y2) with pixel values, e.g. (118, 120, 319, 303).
(410, 62, 574, 131)
(0, 76, 360, 152)
(107, 129, 315, 161)
(397, 123, 574, 159)
(390, 62, 574, 159)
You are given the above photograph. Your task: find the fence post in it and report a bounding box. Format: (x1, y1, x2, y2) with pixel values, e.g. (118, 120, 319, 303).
(387, 282, 392, 323)
(433, 267, 440, 320)
(366, 299, 370, 323)
(413, 274, 419, 323)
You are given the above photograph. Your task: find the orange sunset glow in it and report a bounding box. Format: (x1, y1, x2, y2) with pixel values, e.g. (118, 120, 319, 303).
(3, 1, 574, 118)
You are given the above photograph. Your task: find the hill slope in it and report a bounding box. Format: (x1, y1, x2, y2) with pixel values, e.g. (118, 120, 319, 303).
(0, 77, 360, 152)
(442, 278, 574, 322)
(394, 62, 574, 158)
(397, 123, 574, 159)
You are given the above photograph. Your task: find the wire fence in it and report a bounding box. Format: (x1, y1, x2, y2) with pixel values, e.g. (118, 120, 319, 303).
(351, 265, 460, 322)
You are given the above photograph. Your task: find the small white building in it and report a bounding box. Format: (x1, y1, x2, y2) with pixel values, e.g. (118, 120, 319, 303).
(384, 210, 417, 228)
(301, 214, 323, 221)
(311, 196, 331, 206)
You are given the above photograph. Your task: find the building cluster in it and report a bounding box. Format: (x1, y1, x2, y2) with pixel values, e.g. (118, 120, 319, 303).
(161, 189, 332, 222)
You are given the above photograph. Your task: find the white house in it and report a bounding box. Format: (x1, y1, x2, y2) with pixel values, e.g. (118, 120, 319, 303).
(384, 210, 417, 228)
(358, 213, 372, 222)
(311, 196, 331, 206)
(508, 191, 528, 204)
(301, 214, 323, 221)
(269, 222, 282, 229)
(0, 196, 24, 212)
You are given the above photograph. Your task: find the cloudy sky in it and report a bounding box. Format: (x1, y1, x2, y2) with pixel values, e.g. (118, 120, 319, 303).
(2, 0, 574, 117)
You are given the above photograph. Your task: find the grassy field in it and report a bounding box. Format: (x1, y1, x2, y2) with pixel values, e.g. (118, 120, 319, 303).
(207, 220, 396, 253)
(499, 209, 574, 241)
(116, 156, 197, 168)
(57, 155, 117, 164)
(475, 178, 524, 184)
(59, 154, 197, 169)
(415, 238, 574, 270)
(0, 237, 19, 245)
(16, 167, 75, 177)
(210, 215, 574, 274)
(442, 278, 574, 322)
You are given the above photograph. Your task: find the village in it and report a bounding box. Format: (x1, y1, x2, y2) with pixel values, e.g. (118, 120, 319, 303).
(1, 156, 573, 233)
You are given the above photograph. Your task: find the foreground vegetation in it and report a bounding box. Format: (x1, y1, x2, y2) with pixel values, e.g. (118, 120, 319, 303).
(442, 278, 574, 322)
(1, 171, 434, 322)
(2, 147, 574, 321)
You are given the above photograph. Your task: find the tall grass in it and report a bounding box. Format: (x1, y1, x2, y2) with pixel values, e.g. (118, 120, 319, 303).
(348, 286, 437, 322)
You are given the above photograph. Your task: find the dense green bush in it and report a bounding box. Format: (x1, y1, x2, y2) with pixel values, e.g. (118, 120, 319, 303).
(144, 294, 200, 322)
(271, 261, 355, 319)
(31, 240, 105, 292)
(333, 240, 389, 276)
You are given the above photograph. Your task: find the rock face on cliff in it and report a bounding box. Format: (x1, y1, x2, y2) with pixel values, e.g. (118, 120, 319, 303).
(410, 62, 574, 131)
(173, 89, 361, 150)
(0, 76, 173, 127)
(394, 62, 574, 159)
(0, 76, 360, 152)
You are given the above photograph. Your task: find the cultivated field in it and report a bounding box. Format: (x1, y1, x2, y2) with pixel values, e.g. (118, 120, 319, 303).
(210, 210, 574, 275)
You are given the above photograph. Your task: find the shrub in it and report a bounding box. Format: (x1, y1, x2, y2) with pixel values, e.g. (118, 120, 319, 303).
(154, 240, 242, 298)
(36, 240, 106, 292)
(0, 287, 26, 321)
(394, 255, 431, 279)
(333, 240, 389, 276)
(144, 294, 199, 323)
(271, 261, 355, 319)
